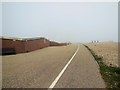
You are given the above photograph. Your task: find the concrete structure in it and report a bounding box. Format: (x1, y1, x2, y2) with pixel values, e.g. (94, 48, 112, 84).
(0, 36, 68, 55)
(24, 38, 49, 52)
(0, 37, 50, 55)
(49, 41, 68, 46)
(50, 41, 60, 46)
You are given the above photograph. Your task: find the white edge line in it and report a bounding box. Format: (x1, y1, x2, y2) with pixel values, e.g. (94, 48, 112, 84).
(48, 45, 79, 89)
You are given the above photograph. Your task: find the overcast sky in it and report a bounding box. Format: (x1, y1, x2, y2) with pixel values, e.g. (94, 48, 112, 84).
(2, 2, 118, 42)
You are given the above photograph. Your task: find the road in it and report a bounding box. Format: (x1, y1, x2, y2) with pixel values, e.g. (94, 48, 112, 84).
(0, 56, 2, 89)
(2, 44, 106, 88)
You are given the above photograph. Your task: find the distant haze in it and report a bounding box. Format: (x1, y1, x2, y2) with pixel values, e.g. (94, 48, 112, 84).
(2, 2, 118, 43)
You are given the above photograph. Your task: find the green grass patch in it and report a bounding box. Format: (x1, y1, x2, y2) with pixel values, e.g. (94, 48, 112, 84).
(84, 45, 120, 89)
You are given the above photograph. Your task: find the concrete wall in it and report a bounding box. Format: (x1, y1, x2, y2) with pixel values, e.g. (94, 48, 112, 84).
(0, 39, 2, 55)
(24, 38, 49, 52)
(50, 41, 68, 46)
(2, 39, 25, 54)
(1, 37, 68, 55)
(50, 41, 60, 46)
(0, 39, 2, 49)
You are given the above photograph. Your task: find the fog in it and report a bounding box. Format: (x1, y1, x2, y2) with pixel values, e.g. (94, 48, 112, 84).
(2, 2, 118, 43)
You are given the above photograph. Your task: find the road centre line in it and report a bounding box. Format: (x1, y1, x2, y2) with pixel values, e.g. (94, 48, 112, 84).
(48, 45, 79, 89)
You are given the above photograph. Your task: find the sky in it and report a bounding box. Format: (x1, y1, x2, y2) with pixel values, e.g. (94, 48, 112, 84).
(0, 3, 2, 36)
(1, 2, 118, 43)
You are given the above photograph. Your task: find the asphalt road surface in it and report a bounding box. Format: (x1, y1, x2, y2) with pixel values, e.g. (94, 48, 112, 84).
(0, 56, 2, 89)
(2, 44, 106, 88)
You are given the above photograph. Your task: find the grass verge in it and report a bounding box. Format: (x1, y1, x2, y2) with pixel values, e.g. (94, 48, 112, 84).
(84, 45, 120, 89)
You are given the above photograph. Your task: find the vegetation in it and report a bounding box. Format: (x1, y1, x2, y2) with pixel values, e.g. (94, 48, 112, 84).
(84, 45, 120, 89)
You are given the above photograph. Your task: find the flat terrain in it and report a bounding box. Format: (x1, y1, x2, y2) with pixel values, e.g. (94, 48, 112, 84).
(86, 42, 118, 67)
(0, 56, 2, 89)
(2, 44, 106, 88)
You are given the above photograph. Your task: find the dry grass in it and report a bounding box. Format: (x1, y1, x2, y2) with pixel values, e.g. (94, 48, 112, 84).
(86, 42, 118, 67)
(84, 45, 120, 89)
